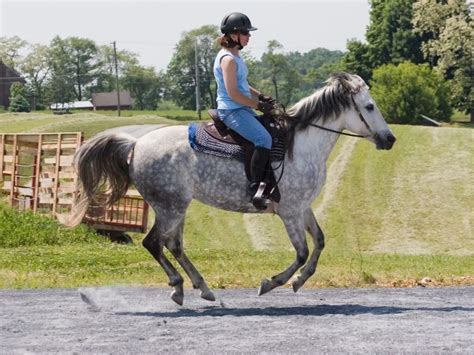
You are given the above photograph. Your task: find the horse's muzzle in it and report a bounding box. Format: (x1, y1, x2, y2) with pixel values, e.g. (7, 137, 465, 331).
(374, 132, 396, 150)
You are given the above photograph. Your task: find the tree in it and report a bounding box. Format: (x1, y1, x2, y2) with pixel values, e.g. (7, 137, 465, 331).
(0, 36, 28, 70)
(8, 82, 31, 112)
(45, 36, 75, 106)
(167, 25, 220, 109)
(91, 45, 139, 95)
(122, 64, 163, 110)
(338, 39, 373, 82)
(370, 61, 452, 124)
(284, 48, 344, 103)
(253, 41, 303, 106)
(260, 40, 287, 101)
(339, 0, 425, 82)
(20, 44, 50, 109)
(366, 0, 424, 67)
(46, 36, 100, 102)
(66, 37, 100, 101)
(412, 0, 473, 122)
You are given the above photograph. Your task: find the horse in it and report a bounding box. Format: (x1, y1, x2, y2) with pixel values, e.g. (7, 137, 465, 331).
(64, 72, 396, 305)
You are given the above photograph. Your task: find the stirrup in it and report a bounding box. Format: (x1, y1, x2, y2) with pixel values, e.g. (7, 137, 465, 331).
(252, 182, 270, 210)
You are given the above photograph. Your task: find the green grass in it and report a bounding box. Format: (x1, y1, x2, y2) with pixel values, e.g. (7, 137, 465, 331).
(0, 204, 105, 248)
(0, 111, 195, 138)
(0, 112, 472, 289)
(1, 242, 471, 289)
(70, 109, 203, 121)
(321, 125, 473, 255)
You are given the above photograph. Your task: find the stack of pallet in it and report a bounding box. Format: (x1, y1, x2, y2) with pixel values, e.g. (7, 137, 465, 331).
(0, 132, 148, 234)
(0, 133, 82, 215)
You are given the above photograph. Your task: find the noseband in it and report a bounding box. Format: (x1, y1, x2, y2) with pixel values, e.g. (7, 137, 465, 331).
(308, 92, 372, 138)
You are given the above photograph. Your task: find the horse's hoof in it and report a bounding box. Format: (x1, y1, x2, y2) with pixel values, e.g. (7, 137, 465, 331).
(171, 290, 184, 306)
(291, 276, 304, 293)
(200, 289, 216, 302)
(258, 279, 273, 296)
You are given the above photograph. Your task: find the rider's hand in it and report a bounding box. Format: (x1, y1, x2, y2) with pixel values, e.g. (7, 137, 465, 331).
(257, 101, 274, 114)
(258, 93, 276, 104)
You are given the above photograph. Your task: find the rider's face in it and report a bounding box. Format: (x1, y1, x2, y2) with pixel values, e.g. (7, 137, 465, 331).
(239, 32, 251, 46)
(231, 31, 251, 47)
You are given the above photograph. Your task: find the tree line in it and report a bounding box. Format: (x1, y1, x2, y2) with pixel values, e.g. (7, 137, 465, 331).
(1, 0, 472, 123)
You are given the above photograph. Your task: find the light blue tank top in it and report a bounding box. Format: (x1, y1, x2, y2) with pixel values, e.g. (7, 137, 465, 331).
(213, 49, 252, 109)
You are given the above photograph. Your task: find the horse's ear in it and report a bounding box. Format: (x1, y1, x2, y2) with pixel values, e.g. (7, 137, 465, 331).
(343, 74, 366, 95)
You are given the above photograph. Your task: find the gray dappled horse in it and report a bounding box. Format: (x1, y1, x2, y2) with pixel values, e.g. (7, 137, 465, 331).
(65, 73, 396, 305)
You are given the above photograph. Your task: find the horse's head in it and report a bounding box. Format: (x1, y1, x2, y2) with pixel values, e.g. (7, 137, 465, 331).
(336, 73, 396, 150)
(284, 72, 396, 157)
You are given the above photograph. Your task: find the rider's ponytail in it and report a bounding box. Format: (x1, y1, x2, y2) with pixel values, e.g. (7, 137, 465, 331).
(217, 34, 239, 49)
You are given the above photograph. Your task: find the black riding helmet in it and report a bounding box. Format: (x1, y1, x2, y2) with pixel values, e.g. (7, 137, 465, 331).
(220, 12, 257, 34)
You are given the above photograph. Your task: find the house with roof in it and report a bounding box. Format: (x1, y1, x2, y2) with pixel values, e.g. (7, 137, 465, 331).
(0, 60, 26, 109)
(91, 91, 132, 110)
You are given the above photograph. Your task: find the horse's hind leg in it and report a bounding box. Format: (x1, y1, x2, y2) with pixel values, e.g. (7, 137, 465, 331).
(291, 208, 325, 292)
(165, 218, 215, 302)
(142, 219, 185, 305)
(258, 212, 309, 296)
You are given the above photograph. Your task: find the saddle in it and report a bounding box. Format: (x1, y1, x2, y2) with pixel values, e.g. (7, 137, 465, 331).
(201, 109, 289, 203)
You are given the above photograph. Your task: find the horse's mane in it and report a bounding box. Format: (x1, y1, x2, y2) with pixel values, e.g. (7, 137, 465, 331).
(282, 72, 367, 158)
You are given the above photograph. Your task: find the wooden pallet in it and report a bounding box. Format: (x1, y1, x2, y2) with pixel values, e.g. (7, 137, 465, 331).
(0, 133, 82, 215)
(0, 132, 149, 234)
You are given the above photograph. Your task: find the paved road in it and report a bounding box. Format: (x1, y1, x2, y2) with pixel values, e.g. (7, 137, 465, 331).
(1, 286, 473, 353)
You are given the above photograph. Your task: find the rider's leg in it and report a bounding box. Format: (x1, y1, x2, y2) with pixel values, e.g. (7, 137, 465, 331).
(218, 108, 272, 209)
(249, 146, 271, 209)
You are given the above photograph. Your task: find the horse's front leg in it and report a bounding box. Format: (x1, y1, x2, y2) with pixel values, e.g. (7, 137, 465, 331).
(291, 208, 325, 292)
(258, 212, 309, 296)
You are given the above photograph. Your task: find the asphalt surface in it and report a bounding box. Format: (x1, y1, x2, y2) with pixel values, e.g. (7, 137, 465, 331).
(1, 286, 473, 353)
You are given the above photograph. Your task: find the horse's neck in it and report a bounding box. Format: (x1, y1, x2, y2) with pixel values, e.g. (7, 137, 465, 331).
(291, 116, 343, 165)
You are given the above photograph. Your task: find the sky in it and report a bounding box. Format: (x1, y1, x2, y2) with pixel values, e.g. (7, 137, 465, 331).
(1, 0, 371, 71)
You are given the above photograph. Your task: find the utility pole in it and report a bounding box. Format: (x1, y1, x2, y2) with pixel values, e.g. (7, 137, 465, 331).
(112, 41, 121, 117)
(194, 38, 201, 120)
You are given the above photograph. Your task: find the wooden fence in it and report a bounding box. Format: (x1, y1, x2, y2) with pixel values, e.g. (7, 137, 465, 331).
(0, 133, 148, 234)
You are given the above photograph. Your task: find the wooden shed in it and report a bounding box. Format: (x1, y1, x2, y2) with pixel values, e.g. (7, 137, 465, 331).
(0, 60, 25, 109)
(91, 91, 132, 110)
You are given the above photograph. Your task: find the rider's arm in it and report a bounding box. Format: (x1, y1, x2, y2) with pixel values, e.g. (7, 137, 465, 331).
(249, 86, 261, 98)
(221, 56, 258, 109)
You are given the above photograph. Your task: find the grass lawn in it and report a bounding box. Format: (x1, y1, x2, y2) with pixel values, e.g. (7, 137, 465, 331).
(0, 112, 472, 289)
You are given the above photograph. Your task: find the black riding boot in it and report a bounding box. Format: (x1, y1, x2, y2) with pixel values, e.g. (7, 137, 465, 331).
(249, 147, 271, 210)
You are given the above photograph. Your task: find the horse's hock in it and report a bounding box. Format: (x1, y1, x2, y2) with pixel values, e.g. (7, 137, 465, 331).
(0, 132, 148, 236)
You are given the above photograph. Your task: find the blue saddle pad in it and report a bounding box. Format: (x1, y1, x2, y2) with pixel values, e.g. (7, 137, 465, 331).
(188, 123, 246, 162)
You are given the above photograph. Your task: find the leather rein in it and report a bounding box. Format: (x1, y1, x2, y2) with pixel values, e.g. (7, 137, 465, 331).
(307, 95, 372, 138)
(270, 93, 373, 186)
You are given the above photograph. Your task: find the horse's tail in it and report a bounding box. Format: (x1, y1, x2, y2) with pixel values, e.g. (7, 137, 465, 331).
(59, 132, 137, 227)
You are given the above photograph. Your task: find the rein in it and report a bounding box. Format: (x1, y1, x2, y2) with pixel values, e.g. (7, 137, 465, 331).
(269, 92, 373, 187)
(307, 123, 368, 138)
(308, 95, 371, 138)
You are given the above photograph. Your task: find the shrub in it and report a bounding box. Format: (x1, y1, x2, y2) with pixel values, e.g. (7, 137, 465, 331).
(9, 95, 31, 113)
(8, 82, 31, 113)
(370, 61, 452, 124)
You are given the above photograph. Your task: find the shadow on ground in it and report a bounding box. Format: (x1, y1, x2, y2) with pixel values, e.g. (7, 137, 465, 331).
(117, 304, 474, 318)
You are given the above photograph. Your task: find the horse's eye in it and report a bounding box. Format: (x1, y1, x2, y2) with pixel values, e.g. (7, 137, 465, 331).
(366, 103, 374, 111)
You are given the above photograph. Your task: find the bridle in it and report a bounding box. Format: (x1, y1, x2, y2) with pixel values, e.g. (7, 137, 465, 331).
(270, 90, 375, 185)
(308, 93, 373, 139)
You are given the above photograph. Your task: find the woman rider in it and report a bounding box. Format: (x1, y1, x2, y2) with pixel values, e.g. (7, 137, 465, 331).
(214, 12, 275, 210)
